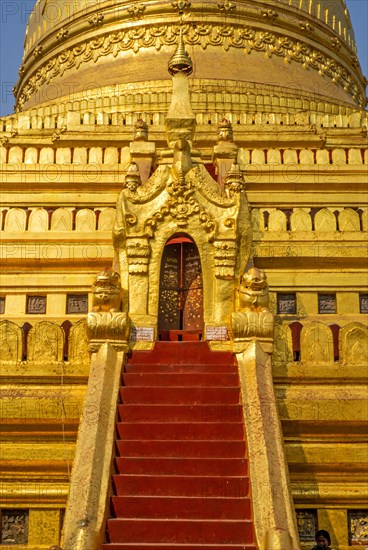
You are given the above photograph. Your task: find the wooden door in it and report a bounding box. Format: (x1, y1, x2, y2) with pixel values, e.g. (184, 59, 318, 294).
(158, 238, 203, 334)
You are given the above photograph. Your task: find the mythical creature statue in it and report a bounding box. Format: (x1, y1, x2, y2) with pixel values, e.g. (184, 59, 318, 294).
(91, 268, 122, 312)
(217, 118, 234, 143)
(88, 268, 130, 351)
(123, 162, 142, 193)
(238, 267, 269, 311)
(230, 266, 274, 342)
(133, 118, 149, 141)
(224, 163, 244, 198)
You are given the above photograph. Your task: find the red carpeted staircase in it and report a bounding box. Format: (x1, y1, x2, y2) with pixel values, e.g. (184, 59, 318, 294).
(102, 342, 257, 550)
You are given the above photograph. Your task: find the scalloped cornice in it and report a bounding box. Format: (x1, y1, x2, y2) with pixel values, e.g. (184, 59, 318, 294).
(15, 21, 366, 112)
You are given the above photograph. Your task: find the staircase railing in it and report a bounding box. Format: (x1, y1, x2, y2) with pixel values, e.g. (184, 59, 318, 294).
(60, 344, 126, 550)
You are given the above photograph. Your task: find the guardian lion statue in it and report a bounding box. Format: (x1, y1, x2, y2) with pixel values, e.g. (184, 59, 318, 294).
(91, 268, 122, 312)
(239, 267, 269, 311)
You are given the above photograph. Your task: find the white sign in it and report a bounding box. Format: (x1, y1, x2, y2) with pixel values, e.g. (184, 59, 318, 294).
(206, 326, 229, 341)
(131, 327, 155, 341)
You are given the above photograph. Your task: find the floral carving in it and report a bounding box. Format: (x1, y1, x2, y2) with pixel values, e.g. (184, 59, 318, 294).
(300, 22, 314, 33)
(16, 23, 364, 111)
(56, 28, 69, 41)
(144, 169, 216, 238)
(218, 1, 236, 13)
(261, 9, 278, 20)
(172, 0, 191, 15)
(127, 3, 146, 19)
(33, 46, 43, 58)
(331, 37, 342, 51)
(51, 124, 67, 143)
(88, 12, 104, 26)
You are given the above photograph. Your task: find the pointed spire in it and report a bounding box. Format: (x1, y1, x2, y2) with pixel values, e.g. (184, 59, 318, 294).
(168, 28, 193, 76)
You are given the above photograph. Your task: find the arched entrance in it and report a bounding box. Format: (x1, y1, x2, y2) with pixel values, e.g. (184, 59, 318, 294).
(158, 236, 203, 341)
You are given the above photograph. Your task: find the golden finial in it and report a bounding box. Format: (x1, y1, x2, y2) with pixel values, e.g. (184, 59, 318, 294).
(168, 28, 193, 76)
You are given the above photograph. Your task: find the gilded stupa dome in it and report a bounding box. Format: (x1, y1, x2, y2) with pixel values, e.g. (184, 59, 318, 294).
(15, 0, 366, 113)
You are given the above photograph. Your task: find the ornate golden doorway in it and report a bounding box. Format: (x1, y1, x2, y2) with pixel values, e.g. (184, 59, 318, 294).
(158, 236, 203, 340)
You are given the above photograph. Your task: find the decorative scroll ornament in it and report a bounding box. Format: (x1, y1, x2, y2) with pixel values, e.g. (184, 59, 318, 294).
(87, 268, 130, 351)
(15, 23, 364, 110)
(229, 267, 274, 345)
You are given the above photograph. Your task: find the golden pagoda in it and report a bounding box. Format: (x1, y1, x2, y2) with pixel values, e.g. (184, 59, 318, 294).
(0, 0, 367, 548)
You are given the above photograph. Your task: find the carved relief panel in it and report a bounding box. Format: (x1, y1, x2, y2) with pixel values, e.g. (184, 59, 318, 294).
(349, 511, 368, 546)
(0, 321, 22, 362)
(300, 322, 334, 364)
(0, 510, 28, 544)
(68, 319, 89, 363)
(27, 295, 46, 314)
(340, 323, 368, 366)
(272, 322, 293, 364)
(296, 510, 317, 543)
(67, 294, 88, 314)
(28, 322, 64, 362)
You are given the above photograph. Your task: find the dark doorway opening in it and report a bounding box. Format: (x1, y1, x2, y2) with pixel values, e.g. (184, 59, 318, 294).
(158, 236, 203, 341)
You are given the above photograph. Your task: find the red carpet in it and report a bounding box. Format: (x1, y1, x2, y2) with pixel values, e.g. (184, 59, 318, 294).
(102, 342, 257, 549)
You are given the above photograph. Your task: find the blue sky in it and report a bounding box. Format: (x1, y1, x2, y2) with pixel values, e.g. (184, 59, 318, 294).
(0, 0, 367, 116)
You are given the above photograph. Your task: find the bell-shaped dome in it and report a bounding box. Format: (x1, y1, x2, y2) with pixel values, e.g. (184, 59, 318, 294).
(15, 0, 366, 113)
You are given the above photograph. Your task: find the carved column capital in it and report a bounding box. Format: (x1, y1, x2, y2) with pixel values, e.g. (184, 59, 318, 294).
(230, 310, 274, 353)
(214, 240, 237, 279)
(126, 238, 151, 274)
(87, 311, 130, 352)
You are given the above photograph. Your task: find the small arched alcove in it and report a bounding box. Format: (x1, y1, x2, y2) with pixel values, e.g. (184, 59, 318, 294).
(158, 235, 203, 341)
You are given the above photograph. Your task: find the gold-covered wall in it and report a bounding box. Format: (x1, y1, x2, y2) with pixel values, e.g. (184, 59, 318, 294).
(1, 0, 368, 546)
(1, 117, 367, 546)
